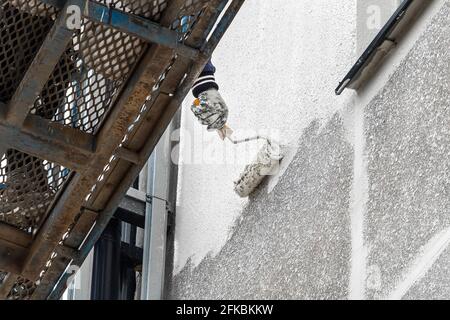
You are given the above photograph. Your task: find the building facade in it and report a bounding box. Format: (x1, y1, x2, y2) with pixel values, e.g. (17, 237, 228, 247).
(171, 0, 450, 300)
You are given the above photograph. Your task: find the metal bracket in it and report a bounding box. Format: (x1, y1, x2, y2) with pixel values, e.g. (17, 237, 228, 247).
(145, 194, 174, 215)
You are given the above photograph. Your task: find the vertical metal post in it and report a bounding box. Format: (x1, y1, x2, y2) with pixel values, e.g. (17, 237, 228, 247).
(141, 154, 155, 299)
(141, 121, 175, 300)
(90, 218, 122, 300)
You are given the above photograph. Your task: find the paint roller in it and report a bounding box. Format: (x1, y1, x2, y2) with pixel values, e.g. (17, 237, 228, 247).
(193, 95, 284, 197)
(218, 125, 284, 198)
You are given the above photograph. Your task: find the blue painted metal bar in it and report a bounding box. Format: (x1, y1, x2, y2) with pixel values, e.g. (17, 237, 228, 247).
(40, 0, 200, 59)
(86, 1, 199, 59)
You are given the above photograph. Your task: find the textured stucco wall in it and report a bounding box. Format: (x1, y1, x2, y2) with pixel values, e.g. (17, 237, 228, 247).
(173, 115, 353, 299)
(171, 0, 450, 300)
(364, 3, 450, 299)
(174, 0, 356, 276)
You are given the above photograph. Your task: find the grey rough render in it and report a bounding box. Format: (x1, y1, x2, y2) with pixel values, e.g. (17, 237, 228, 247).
(171, 114, 354, 300)
(403, 245, 450, 300)
(171, 3, 450, 300)
(365, 2, 450, 300)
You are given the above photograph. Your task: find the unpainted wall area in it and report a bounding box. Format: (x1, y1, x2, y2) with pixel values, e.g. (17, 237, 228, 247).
(364, 2, 450, 300)
(171, 114, 353, 299)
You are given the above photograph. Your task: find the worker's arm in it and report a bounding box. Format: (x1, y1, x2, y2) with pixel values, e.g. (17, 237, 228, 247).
(192, 60, 219, 98)
(190, 60, 229, 133)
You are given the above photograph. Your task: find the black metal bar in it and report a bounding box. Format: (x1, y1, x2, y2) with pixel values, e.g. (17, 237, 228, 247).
(119, 242, 142, 300)
(114, 208, 145, 229)
(90, 218, 121, 300)
(335, 0, 414, 95)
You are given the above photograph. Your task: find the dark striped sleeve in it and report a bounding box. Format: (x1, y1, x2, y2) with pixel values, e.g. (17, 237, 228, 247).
(192, 59, 219, 98)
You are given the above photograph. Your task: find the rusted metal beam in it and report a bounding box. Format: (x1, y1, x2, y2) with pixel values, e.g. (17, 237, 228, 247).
(86, 1, 200, 59)
(0, 273, 17, 299)
(22, 44, 176, 280)
(11, 0, 243, 298)
(30, 251, 71, 300)
(23, 115, 96, 159)
(0, 114, 95, 171)
(63, 208, 98, 249)
(27, 0, 206, 291)
(28, 209, 95, 299)
(79, 0, 245, 261)
(40, 0, 200, 59)
(0, 223, 31, 276)
(0, 240, 29, 275)
(0, 0, 241, 296)
(21, 171, 88, 280)
(47, 0, 245, 300)
(0, 223, 32, 248)
(3, 0, 87, 127)
(24, 12, 182, 269)
(116, 147, 141, 165)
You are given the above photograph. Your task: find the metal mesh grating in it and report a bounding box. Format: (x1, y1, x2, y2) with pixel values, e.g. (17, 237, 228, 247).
(171, 0, 210, 42)
(7, 277, 36, 300)
(178, 0, 211, 17)
(0, 0, 221, 300)
(27, 0, 171, 133)
(96, 0, 169, 21)
(28, 0, 208, 133)
(0, 1, 58, 103)
(30, 18, 147, 133)
(0, 150, 70, 233)
(54, 0, 209, 271)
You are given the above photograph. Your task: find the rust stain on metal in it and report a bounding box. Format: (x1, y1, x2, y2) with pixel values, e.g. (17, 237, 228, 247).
(0, 0, 242, 299)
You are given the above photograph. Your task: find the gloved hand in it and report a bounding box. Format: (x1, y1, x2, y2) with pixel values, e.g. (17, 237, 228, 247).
(191, 88, 229, 131)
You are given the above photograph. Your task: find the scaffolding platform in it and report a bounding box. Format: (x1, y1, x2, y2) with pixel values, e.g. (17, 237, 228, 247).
(0, 0, 243, 299)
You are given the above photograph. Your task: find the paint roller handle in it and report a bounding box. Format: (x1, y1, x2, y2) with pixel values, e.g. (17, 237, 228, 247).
(217, 124, 233, 140)
(224, 128, 283, 161)
(224, 129, 274, 146)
